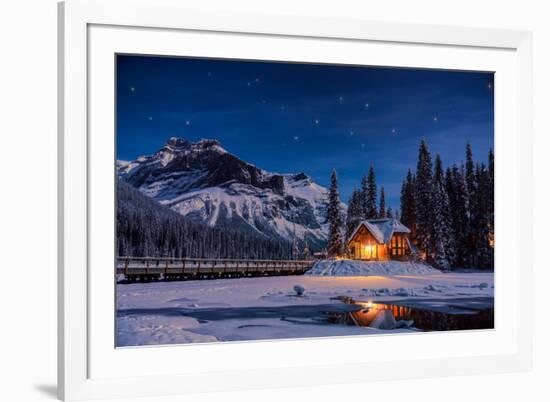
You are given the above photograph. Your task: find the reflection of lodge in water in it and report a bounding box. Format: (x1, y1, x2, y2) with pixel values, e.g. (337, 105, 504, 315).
(347, 219, 415, 261)
(346, 301, 494, 332)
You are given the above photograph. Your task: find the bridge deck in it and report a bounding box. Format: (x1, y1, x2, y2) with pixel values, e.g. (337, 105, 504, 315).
(116, 257, 316, 282)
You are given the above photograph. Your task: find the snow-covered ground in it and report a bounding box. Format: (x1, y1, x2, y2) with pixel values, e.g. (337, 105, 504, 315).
(116, 272, 494, 347)
(307, 259, 440, 276)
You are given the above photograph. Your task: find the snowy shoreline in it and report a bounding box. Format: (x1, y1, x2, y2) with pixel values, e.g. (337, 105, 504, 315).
(116, 272, 494, 347)
(306, 259, 440, 276)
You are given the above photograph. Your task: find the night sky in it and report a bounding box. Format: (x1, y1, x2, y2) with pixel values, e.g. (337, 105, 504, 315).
(117, 55, 494, 209)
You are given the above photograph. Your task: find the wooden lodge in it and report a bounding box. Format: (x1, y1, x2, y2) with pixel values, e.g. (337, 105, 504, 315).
(347, 218, 414, 261)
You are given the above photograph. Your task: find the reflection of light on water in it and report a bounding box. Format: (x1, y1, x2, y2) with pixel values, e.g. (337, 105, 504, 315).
(350, 301, 414, 325)
(356, 300, 382, 310)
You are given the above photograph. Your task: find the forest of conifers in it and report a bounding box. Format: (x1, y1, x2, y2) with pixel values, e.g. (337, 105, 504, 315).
(116, 181, 293, 259)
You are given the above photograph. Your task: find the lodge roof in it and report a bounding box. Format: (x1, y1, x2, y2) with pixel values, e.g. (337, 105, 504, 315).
(348, 218, 411, 245)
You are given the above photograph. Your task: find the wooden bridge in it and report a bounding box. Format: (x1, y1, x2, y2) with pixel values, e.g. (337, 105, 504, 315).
(116, 257, 316, 282)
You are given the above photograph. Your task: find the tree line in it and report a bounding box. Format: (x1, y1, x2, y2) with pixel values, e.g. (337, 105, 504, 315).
(400, 139, 494, 269)
(325, 139, 494, 270)
(117, 180, 294, 260)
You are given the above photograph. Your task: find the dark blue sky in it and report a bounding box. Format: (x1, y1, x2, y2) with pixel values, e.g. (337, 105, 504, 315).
(117, 55, 494, 209)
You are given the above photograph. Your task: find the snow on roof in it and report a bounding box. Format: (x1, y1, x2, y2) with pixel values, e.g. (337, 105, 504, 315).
(348, 218, 410, 245)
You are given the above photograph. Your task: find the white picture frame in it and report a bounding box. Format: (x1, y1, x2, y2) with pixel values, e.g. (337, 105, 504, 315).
(58, 0, 533, 400)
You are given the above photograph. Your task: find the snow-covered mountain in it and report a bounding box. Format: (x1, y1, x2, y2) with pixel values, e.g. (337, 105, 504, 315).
(118, 137, 335, 249)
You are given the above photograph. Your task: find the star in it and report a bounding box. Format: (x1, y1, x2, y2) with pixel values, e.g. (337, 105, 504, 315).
(365, 103, 370, 108)
(293, 136, 299, 141)
(349, 131, 354, 136)
(185, 120, 191, 126)
(148, 116, 153, 121)
(487, 83, 493, 89)
(361, 143, 365, 148)
(130, 86, 135, 92)
(255, 78, 260, 83)
(314, 119, 320, 125)
(391, 128, 397, 134)
(433, 116, 438, 122)
(247, 82, 251, 86)
(338, 96, 344, 102)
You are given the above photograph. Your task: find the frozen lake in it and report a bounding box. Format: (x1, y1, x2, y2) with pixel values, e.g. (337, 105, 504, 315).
(116, 273, 494, 347)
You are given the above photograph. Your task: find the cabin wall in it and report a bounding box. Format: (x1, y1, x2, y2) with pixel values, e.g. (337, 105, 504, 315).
(389, 233, 409, 259)
(349, 228, 389, 261)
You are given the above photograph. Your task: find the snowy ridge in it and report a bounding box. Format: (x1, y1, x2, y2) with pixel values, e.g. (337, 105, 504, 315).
(306, 259, 440, 276)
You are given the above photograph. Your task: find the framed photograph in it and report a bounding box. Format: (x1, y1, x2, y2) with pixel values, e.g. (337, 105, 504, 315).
(58, 0, 533, 400)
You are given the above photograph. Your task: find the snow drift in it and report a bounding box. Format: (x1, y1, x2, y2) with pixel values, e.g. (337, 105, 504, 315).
(306, 259, 440, 276)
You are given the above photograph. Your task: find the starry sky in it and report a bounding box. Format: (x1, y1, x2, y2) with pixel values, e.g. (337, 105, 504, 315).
(117, 54, 494, 209)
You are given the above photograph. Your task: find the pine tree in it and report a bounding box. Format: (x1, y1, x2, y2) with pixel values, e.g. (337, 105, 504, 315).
(432, 155, 452, 269)
(465, 143, 476, 207)
(360, 175, 368, 219)
(302, 240, 310, 260)
(446, 164, 470, 268)
(487, 149, 495, 250)
(386, 206, 393, 219)
(415, 139, 434, 258)
(379, 186, 386, 218)
(464, 142, 477, 265)
(366, 164, 378, 218)
(472, 163, 492, 269)
(327, 169, 344, 258)
(345, 189, 363, 240)
(400, 169, 416, 234)
(292, 237, 300, 260)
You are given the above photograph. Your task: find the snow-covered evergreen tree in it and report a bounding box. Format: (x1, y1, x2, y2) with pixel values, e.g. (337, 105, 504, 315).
(327, 170, 344, 258)
(432, 155, 452, 269)
(345, 189, 363, 240)
(465, 142, 476, 207)
(360, 175, 368, 219)
(487, 149, 494, 251)
(386, 206, 393, 219)
(472, 163, 492, 269)
(414, 138, 434, 258)
(400, 169, 416, 235)
(379, 186, 386, 218)
(445, 164, 469, 268)
(366, 165, 378, 219)
(302, 240, 310, 260)
(465, 142, 477, 264)
(292, 237, 300, 260)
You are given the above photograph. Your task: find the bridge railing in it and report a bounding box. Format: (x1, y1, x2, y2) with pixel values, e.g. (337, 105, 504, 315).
(116, 256, 316, 281)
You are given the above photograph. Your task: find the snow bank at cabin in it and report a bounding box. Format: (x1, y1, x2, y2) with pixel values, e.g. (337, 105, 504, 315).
(306, 259, 439, 276)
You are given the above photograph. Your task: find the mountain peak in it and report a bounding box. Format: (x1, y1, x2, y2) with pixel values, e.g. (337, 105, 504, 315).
(166, 137, 190, 148)
(119, 136, 331, 248)
(165, 137, 227, 154)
